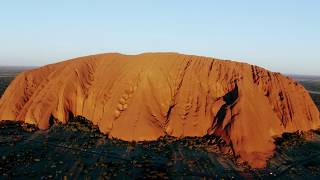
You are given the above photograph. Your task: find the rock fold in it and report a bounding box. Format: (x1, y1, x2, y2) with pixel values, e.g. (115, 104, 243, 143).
(0, 53, 319, 168)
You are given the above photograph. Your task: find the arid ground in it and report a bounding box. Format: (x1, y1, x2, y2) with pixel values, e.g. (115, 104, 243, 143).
(290, 75, 320, 110)
(1, 67, 320, 179)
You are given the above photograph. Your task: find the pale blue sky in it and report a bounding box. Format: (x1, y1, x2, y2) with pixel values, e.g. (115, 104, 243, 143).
(0, 0, 319, 75)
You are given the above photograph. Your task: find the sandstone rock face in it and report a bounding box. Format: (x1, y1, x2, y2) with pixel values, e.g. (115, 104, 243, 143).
(0, 53, 319, 167)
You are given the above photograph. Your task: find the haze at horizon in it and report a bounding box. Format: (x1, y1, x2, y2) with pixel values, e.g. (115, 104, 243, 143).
(0, 0, 319, 75)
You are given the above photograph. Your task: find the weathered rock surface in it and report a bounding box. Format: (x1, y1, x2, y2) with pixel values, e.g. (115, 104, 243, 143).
(0, 53, 319, 168)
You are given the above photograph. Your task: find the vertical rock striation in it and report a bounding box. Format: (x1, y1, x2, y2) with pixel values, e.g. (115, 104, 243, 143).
(0, 53, 319, 168)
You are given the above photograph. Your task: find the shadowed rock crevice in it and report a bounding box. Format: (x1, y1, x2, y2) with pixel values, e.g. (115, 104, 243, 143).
(208, 83, 239, 143)
(223, 83, 239, 106)
(0, 52, 319, 168)
(49, 114, 58, 127)
(166, 104, 175, 121)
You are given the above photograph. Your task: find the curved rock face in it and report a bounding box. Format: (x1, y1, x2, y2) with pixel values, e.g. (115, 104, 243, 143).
(0, 53, 319, 167)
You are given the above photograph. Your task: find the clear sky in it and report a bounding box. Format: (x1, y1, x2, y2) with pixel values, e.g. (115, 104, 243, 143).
(0, 0, 319, 75)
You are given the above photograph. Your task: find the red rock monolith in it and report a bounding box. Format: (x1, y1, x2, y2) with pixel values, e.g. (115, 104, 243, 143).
(0, 53, 319, 168)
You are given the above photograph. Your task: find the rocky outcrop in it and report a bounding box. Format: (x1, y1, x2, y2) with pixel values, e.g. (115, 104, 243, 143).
(0, 53, 319, 168)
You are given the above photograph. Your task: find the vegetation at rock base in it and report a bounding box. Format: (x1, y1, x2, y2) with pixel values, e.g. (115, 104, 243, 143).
(274, 131, 306, 149)
(1, 69, 320, 178)
(2, 117, 320, 178)
(0, 117, 241, 179)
